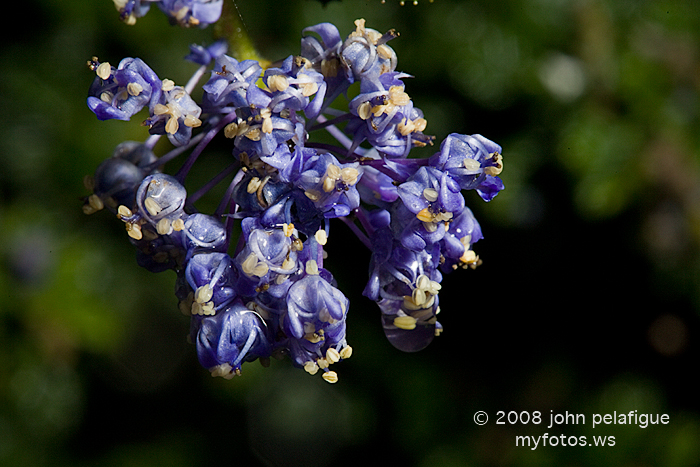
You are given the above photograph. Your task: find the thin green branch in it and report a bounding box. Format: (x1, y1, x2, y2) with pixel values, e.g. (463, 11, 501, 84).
(214, 0, 269, 66)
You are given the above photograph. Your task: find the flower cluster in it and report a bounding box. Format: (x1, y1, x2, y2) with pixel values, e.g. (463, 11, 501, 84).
(83, 18, 504, 382)
(113, 0, 223, 27)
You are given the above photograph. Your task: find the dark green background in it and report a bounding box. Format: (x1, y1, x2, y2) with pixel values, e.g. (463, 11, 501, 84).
(1, 0, 699, 465)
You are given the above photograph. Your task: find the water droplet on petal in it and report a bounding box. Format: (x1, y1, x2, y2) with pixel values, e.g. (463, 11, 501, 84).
(382, 314, 435, 352)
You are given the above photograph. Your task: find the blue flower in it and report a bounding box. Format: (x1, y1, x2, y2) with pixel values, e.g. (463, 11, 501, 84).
(88, 141, 157, 211)
(263, 55, 327, 119)
(135, 173, 188, 227)
(235, 228, 298, 282)
(87, 57, 161, 121)
(85, 18, 506, 380)
(300, 23, 349, 106)
(356, 164, 399, 205)
(439, 207, 483, 271)
(146, 83, 202, 147)
(113, 0, 151, 25)
(231, 166, 292, 216)
(192, 300, 273, 378)
(365, 240, 443, 352)
(158, 0, 223, 28)
(429, 133, 504, 201)
(340, 19, 398, 86)
(393, 166, 465, 251)
(185, 39, 228, 66)
(286, 151, 362, 218)
(284, 262, 348, 340)
(219, 84, 298, 159)
(181, 213, 227, 256)
(202, 55, 262, 111)
(185, 252, 238, 316)
(346, 72, 430, 158)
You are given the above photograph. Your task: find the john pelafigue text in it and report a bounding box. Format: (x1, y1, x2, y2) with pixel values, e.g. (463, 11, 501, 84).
(484, 410, 671, 450)
(493, 410, 670, 429)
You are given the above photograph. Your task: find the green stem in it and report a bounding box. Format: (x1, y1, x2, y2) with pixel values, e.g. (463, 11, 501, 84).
(214, 0, 269, 67)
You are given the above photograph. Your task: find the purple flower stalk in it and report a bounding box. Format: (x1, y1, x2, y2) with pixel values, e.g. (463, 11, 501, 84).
(84, 16, 505, 383)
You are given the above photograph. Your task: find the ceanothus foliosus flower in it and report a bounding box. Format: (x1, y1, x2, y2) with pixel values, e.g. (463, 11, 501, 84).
(83, 14, 505, 383)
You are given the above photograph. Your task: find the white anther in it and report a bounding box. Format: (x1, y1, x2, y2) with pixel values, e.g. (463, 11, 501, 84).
(304, 190, 320, 201)
(388, 86, 410, 106)
(223, 122, 238, 138)
(413, 117, 427, 132)
(357, 102, 372, 120)
(322, 177, 336, 193)
(282, 223, 295, 237)
(315, 229, 328, 246)
(423, 221, 438, 233)
(393, 315, 417, 330)
(281, 257, 295, 270)
(153, 104, 169, 116)
(156, 218, 172, 235)
(88, 194, 104, 211)
(127, 82, 143, 96)
(144, 197, 162, 216)
(165, 116, 179, 135)
(267, 74, 289, 92)
(304, 361, 319, 375)
(210, 363, 234, 379)
(322, 371, 338, 383)
(305, 260, 319, 276)
(261, 116, 273, 134)
(377, 44, 393, 60)
(117, 205, 133, 219)
(463, 158, 481, 171)
(245, 127, 262, 141)
(397, 118, 415, 136)
(326, 348, 340, 364)
(340, 167, 359, 185)
(161, 79, 175, 91)
(460, 249, 477, 264)
(422, 188, 438, 202)
(300, 82, 318, 97)
(184, 114, 202, 128)
(416, 275, 430, 290)
(326, 164, 341, 180)
(172, 218, 185, 231)
(241, 253, 269, 277)
(412, 288, 427, 306)
(484, 153, 503, 176)
(195, 284, 213, 304)
(247, 177, 261, 194)
(317, 358, 329, 369)
(192, 301, 215, 316)
(339, 346, 353, 359)
(126, 223, 142, 240)
(96, 62, 111, 80)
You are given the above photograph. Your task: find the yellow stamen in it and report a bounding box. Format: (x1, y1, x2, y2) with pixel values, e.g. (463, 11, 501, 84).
(96, 62, 111, 80)
(394, 315, 417, 330)
(322, 371, 339, 383)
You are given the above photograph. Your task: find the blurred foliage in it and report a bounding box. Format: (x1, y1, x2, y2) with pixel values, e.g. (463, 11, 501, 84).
(1, 0, 699, 466)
